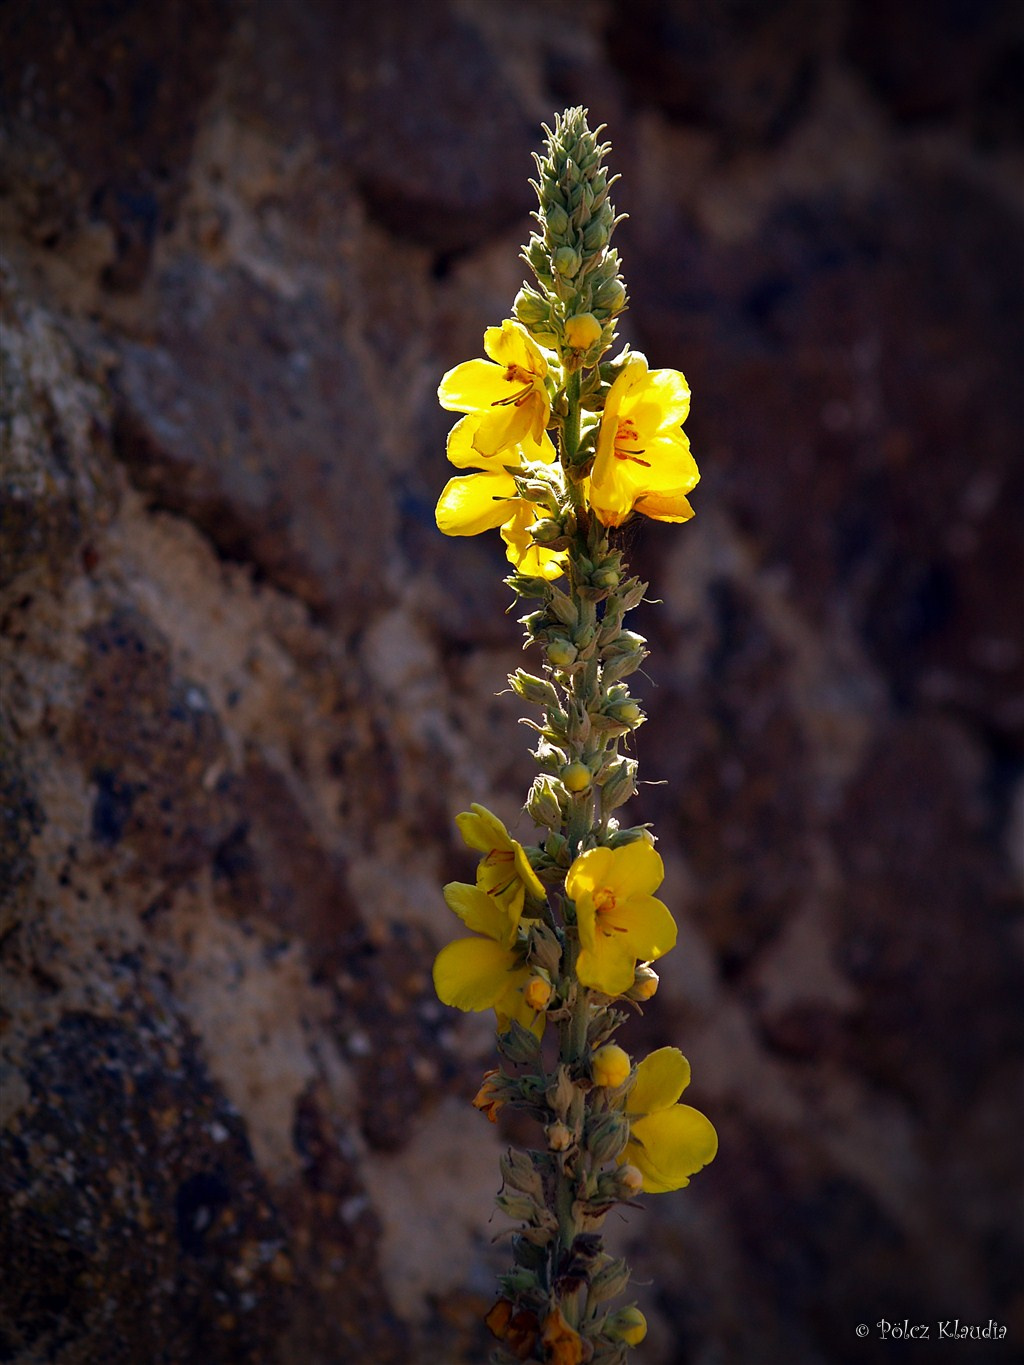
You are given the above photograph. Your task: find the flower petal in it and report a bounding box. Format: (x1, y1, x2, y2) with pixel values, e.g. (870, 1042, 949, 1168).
(501, 505, 567, 580)
(632, 366, 690, 426)
(634, 490, 695, 523)
(435, 471, 518, 536)
(629, 1047, 691, 1116)
(470, 401, 537, 459)
(576, 938, 638, 996)
(438, 357, 510, 412)
(433, 936, 524, 1012)
(456, 804, 510, 854)
(446, 414, 521, 471)
(442, 881, 513, 943)
(611, 892, 677, 965)
(624, 1104, 718, 1193)
(495, 976, 547, 1039)
(604, 841, 665, 898)
(566, 845, 615, 902)
(483, 319, 548, 377)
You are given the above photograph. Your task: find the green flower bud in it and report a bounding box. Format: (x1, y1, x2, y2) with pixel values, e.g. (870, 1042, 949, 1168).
(529, 517, 563, 544)
(546, 587, 579, 627)
(553, 246, 581, 278)
(512, 1233, 549, 1270)
(546, 638, 578, 668)
(605, 825, 654, 850)
(544, 831, 570, 865)
(498, 1267, 543, 1299)
(506, 571, 555, 599)
(588, 1256, 631, 1304)
(545, 203, 570, 237)
(607, 698, 643, 725)
(600, 757, 638, 812)
(615, 577, 648, 611)
(501, 1148, 546, 1201)
(591, 565, 620, 590)
(526, 774, 565, 830)
(497, 1020, 543, 1063)
(586, 1111, 629, 1164)
(520, 610, 550, 637)
(546, 1064, 576, 1120)
(583, 218, 610, 251)
(594, 276, 627, 314)
(527, 920, 563, 976)
(497, 1191, 541, 1222)
(509, 669, 560, 707)
(514, 285, 551, 327)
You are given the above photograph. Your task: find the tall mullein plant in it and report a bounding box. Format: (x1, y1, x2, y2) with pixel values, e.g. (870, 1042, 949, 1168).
(432, 109, 717, 1365)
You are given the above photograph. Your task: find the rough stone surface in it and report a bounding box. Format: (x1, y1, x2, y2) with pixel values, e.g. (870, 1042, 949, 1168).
(2, 2, 1022, 1362)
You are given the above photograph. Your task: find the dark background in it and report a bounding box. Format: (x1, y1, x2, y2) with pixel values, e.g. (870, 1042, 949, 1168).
(2, 1, 1022, 1362)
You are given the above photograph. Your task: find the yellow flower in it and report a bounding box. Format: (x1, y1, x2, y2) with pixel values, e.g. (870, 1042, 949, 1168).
(472, 1069, 505, 1123)
(589, 353, 699, 527)
(541, 1306, 586, 1365)
(566, 842, 677, 996)
(438, 318, 551, 459)
(619, 1047, 718, 1193)
(455, 803, 546, 926)
(432, 881, 543, 1036)
(434, 430, 566, 580)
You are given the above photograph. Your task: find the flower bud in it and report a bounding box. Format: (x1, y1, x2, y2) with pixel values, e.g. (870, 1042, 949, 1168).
(501, 1148, 546, 1200)
(594, 276, 627, 314)
(586, 1111, 629, 1164)
(509, 669, 560, 707)
(473, 1069, 506, 1123)
(602, 648, 647, 683)
(591, 1043, 631, 1089)
(546, 638, 578, 668)
(553, 246, 581, 278)
(524, 972, 553, 1012)
(545, 203, 570, 237)
(608, 699, 643, 726)
(605, 824, 654, 849)
(599, 757, 637, 812)
(497, 1191, 541, 1222)
(588, 1255, 631, 1304)
(547, 588, 579, 627)
(513, 285, 550, 327)
(546, 1119, 572, 1151)
(564, 312, 603, 349)
(617, 1164, 644, 1196)
(544, 831, 570, 866)
(607, 1306, 648, 1346)
(520, 610, 550, 637)
(529, 517, 563, 544)
(561, 761, 592, 793)
(546, 1064, 576, 1119)
(497, 1020, 543, 1063)
(528, 921, 563, 976)
(591, 565, 620, 590)
(627, 963, 659, 1002)
(526, 775, 564, 830)
(512, 1233, 548, 1270)
(506, 571, 555, 599)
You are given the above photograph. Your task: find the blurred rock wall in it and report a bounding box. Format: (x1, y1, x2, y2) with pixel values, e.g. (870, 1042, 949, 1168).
(1, 1, 1022, 1362)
